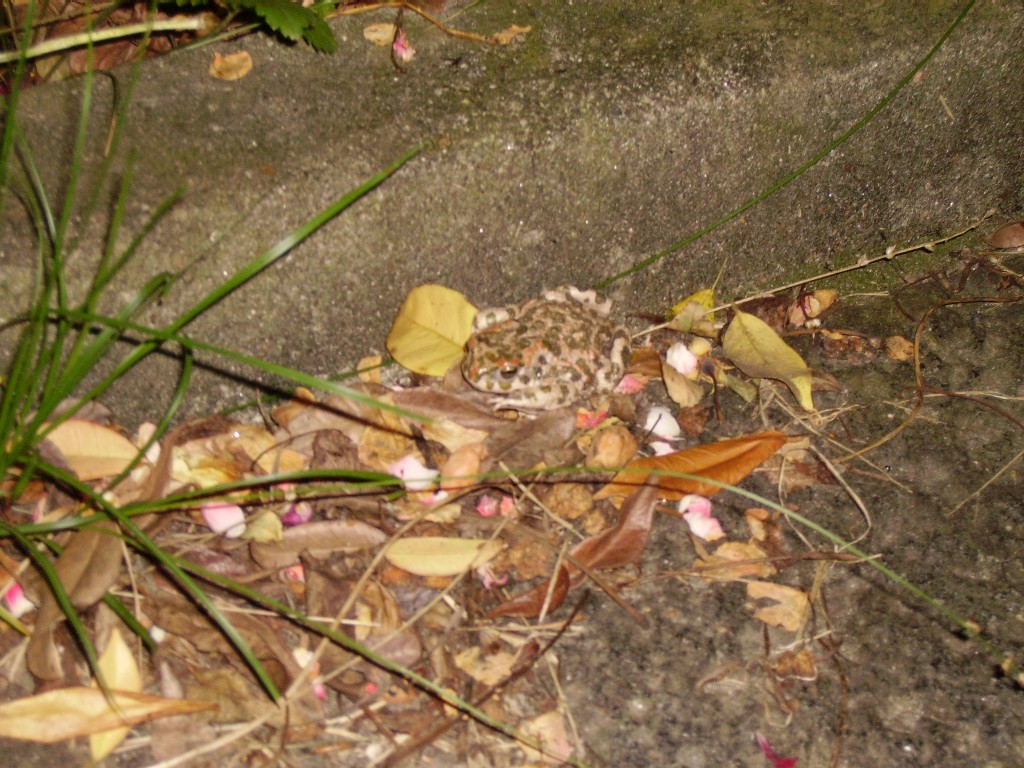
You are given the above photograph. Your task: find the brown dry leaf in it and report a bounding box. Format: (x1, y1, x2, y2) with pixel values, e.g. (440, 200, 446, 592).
(250, 518, 388, 569)
(568, 480, 658, 576)
(43, 419, 141, 481)
(693, 540, 775, 583)
(453, 646, 516, 686)
(27, 521, 125, 680)
(487, 563, 570, 619)
(489, 482, 658, 619)
(596, 431, 787, 501)
(771, 647, 818, 681)
(209, 51, 253, 80)
(0, 688, 215, 743)
(746, 580, 809, 632)
(491, 24, 532, 45)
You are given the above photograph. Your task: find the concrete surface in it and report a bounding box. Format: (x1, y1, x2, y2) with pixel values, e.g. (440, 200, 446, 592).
(1, 0, 1021, 425)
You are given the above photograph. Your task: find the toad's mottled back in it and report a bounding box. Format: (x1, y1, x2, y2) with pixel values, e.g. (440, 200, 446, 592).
(462, 286, 630, 410)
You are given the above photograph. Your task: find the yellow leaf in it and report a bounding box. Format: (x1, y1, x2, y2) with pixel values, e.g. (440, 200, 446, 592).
(746, 581, 809, 632)
(721, 309, 815, 411)
(386, 284, 478, 377)
(91, 628, 142, 761)
(667, 287, 715, 320)
(363, 22, 396, 46)
(241, 510, 283, 543)
(44, 419, 142, 481)
(0, 688, 215, 743)
(385, 536, 504, 576)
(208, 51, 253, 81)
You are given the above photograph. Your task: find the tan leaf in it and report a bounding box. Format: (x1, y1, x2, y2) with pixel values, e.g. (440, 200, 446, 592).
(521, 709, 574, 764)
(250, 518, 388, 569)
(595, 431, 787, 501)
(662, 361, 705, 407)
(453, 646, 516, 686)
(385, 537, 504, 577)
(0, 688, 215, 743)
(363, 22, 396, 45)
(386, 284, 478, 376)
(491, 24, 532, 45)
(91, 627, 143, 760)
(693, 540, 775, 582)
(209, 51, 253, 81)
(43, 419, 141, 481)
(746, 580, 809, 631)
(722, 309, 815, 411)
(27, 521, 125, 680)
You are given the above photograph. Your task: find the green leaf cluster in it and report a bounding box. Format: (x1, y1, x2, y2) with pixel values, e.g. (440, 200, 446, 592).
(172, 0, 338, 52)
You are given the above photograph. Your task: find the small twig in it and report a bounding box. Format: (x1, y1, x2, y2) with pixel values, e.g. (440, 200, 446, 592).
(376, 594, 590, 767)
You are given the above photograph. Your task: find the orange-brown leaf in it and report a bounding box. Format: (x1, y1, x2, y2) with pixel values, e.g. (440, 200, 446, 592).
(486, 565, 571, 619)
(595, 431, 787, 500)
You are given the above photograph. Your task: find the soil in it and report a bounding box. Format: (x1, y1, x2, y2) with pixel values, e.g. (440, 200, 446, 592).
(553, 247, 1024, 767)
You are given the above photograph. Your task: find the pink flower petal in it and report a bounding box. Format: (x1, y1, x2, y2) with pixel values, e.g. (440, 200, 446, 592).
(281, 501, 313, 526)
(680, 494, 724, 541)
(2, 582, 35, 618)
(387, 455, 439, 492)
(756, 732, 799, 768)
(201, 501, 246, 538)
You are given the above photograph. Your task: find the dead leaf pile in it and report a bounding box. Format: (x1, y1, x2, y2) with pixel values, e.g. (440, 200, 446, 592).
(0, 274, 894, 765)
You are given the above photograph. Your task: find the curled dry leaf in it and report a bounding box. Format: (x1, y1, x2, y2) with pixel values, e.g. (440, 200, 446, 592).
(596, 431, 787, 501)
(385, 536, 504, 577)
(0, 688, 215, 743)
(490, 24, 532, 45)
(722, 309, 815, 411)
(440, 441, 487, 491)
(746, 581, 809, 632)
(585, 424, 637, 469)
(693, 540, 775, 583)
(386, 284, 478, 377)
(662, 360, 705, 407)
(250, 518, 388, 569)
(488, 481, 658, 619)
(453, 646, 516, 686)
(209, 51, 253, 80)
(43, 418, 142, 481)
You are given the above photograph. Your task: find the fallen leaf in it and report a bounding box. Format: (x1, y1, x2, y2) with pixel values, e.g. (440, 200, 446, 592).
(385, 536, 504, 577)
(722, 309, 815, 411)
(0, 688, 215, 743)
(250, 518, 388, 569)
(453, 646, 516, 686)
(27, 521, 125, 680)
(491, 24, 531, 45)
(595, 431, 787, 500)
(209, 51, 253, 81)
(521, 709, 574, 764)
(486, 563, 570, 619)
(43, 419, 141, 481)
(693, 540, 775, 582)
(746, 581, 809, 632)
(386, 284, 478, 376)
(91, 627, 143, 760)
(363, 22, 396, 46)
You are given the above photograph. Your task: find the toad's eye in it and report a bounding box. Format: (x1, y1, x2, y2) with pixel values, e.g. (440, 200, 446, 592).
(499, 365, 520, 380)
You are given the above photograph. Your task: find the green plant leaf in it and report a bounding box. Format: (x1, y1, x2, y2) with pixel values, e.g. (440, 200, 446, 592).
(235, 0, 337, 51)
